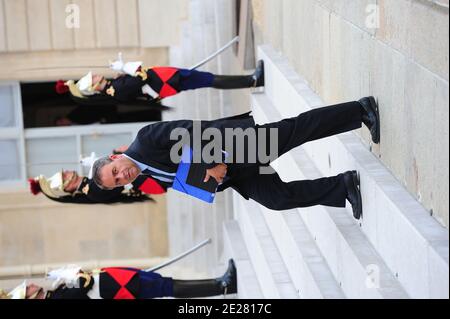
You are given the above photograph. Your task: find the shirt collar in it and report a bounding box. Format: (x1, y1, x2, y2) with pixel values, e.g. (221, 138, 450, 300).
(123, 154, 147, 173)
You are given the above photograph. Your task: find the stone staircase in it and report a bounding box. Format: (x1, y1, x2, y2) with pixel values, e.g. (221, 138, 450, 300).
(223, 45, 449, 299)
(164, 0, 449, 299)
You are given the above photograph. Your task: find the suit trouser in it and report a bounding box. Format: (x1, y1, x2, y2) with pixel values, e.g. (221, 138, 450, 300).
(221, 101, 363, 210)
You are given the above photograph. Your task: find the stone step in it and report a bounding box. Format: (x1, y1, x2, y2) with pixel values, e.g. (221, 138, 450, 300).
(234, 197, 299, 299)
(223, 220, 264, 299)
(256, 44, 449, 299)
(258, 205, 345, 299)
(251, 92, 408, 299)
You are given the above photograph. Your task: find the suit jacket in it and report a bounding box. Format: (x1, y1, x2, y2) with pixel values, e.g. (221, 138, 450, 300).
(125, 112, 256, 189)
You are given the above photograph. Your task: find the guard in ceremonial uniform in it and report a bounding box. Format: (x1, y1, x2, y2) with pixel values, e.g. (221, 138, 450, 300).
(55, 54, 264, 106)
(28, 170, 166, 205)
(2, 260, 237, 299)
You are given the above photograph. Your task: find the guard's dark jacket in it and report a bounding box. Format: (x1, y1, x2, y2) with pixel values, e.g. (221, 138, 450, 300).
(46, 267, 173, 299)
(104, 67, 181, 102)
(47, 268, 139, 299)
(43, 177, 156, 205)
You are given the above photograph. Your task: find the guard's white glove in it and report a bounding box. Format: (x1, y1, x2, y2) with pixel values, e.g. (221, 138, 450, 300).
(80, 152, 97, 168)
(80, 152, 98, 179)
(47, 265, 82, 289)
(110, 52, 142, 76)
(109, 52, 124, 72)
(123, 61, 143, 76)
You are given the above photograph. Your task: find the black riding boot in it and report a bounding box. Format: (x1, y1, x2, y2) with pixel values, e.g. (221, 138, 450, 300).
(172, 259, 237, 298)
(211, 60, 265, 89)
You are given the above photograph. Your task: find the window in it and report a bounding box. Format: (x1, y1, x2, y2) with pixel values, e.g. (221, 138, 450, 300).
(20, 81, 162, 128)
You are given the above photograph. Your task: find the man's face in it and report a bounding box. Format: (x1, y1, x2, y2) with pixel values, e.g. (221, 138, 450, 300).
(100, 155, 141, 189)
(26, 284, 45, 299)
(92, 74, 107, 91)
(62, 170, 80, 192)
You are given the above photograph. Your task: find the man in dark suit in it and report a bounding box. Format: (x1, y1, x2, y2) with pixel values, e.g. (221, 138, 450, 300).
(92, 97, 380, 219)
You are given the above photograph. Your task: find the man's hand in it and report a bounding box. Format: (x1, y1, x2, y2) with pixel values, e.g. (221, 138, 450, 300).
(204, 164, 228, 184)
(113, 145, 129, 154)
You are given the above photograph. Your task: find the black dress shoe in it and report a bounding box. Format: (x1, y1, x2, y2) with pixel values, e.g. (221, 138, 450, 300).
(359, 96, 380, 144)
(343, 171, 363, 220)
(252, 60, 265, 87)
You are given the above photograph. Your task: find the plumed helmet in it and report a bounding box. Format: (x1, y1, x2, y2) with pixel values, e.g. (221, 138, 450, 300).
(57, 72, 100, 98)
(76, 72, 97, 96)
(55, 80, 69, 94)
(28, 172, 72, 199)
(0, 289, 11, 299)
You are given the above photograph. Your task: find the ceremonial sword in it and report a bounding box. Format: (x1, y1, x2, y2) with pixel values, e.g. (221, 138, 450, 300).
(145, 238, 212, 272)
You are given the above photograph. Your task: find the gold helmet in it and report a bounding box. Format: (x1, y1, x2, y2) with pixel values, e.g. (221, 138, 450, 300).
(28, 171, 73, 199)
(5, 281, 44, 299)
(6, 281, 27, 299)
(0, 289, 11, 299)
(64, 71, 102, 98)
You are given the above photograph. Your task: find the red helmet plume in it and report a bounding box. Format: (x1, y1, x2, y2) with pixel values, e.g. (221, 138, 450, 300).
(55, 80, 69, 94)
(28, 178, 42, 195)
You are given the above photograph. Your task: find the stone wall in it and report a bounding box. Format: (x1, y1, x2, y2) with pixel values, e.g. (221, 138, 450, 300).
(0, 0, 189, 81)
(252, 0, 449, 227)
(0, 192, 168, 266)
(0, 0, 187, 52)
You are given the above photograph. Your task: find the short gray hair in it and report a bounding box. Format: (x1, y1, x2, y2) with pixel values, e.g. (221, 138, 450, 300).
(92, 156, 113, 190)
